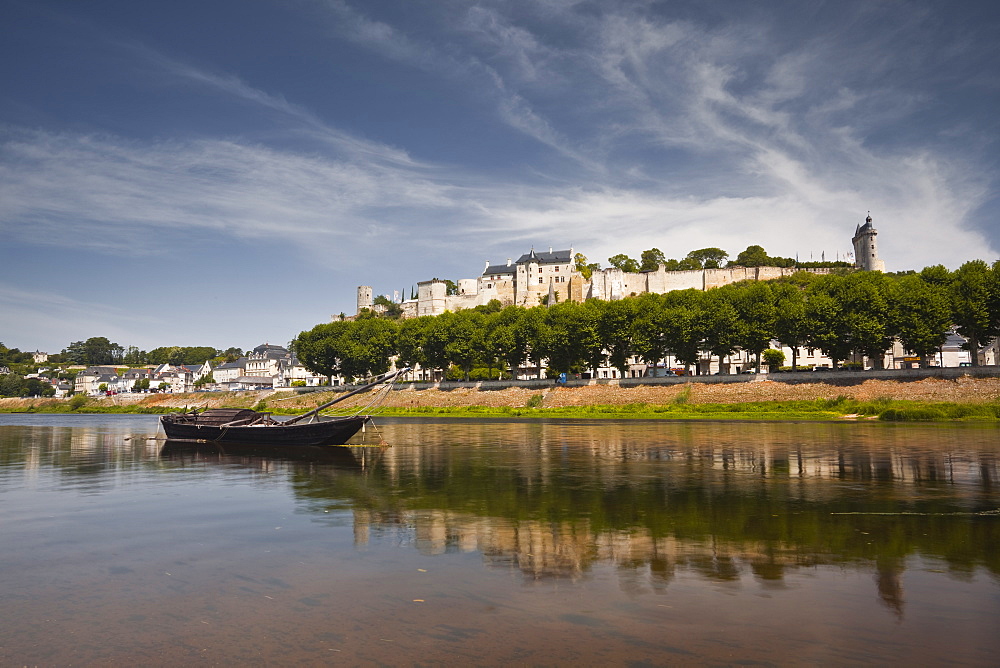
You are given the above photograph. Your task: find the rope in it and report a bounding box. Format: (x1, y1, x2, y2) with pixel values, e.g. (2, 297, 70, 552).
(317, 371, 404, 418)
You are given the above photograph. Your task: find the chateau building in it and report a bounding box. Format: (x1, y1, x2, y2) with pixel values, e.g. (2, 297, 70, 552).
(350, 216, 884, 319)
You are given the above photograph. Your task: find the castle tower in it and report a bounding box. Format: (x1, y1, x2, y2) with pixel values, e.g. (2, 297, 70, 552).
(852, 214, 885, 272)
(357, 286, 373, 315)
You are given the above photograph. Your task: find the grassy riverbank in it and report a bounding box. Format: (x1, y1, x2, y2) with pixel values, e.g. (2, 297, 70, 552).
(5, 377, 1000, 422)
(376, 397, 1000, 421)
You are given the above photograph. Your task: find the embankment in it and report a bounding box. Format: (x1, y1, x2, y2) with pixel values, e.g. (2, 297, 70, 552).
(5, 371, 1000, 421)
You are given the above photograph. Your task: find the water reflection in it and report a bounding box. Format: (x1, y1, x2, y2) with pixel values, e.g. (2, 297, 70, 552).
(2, 415, 999, 664)
(279, 420, 1000, 617)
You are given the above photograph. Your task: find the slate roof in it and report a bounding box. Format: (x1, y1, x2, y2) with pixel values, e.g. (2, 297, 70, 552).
(514, 248, 573, 265)
(252, 343, 289, 356)
(82, 366, 118, 376)
(854, 214, 876, 238)
(482, 263, 516, 276)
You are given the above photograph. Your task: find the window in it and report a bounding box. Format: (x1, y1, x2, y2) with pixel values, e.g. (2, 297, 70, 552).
(539, 278, 543, 284)
(555, 266, 559, 272)
(538, 267, 542, 273)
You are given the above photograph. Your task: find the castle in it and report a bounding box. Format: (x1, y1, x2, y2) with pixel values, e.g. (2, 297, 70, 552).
(351, 215, 884, 319)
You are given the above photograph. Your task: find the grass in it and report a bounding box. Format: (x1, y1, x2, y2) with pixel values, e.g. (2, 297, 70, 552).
(373, 398, 1000, 421)
(5, 395, 1000, 422)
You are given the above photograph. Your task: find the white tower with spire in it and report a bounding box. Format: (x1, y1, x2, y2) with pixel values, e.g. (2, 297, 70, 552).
(852, 213, 885, 272)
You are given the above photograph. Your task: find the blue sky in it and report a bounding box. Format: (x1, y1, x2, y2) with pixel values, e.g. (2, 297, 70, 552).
(2, 0, 999, 354)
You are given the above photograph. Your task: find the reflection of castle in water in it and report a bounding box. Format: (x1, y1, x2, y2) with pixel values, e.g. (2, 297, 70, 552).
(338, 421, 999, 615)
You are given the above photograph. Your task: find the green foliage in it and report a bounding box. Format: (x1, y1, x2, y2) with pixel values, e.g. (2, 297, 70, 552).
(639, 248, 667, 272)
(373, 294, 404, 319)
(147, 346, 219, 365)
(574, 253, 600, 280)
(762, 348, 786, 367)
(525, 394, 544, 408)
(686, 247, 729, 269)
(608, 253, 640, 273)
(69, 394, 89, 410)
(63, 337, 125, 365)
(950, 260, 996, 366)
(730, 245, 795, 268)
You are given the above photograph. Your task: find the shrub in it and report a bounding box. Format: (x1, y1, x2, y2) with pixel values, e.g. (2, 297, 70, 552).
(526, 394, 544, 408)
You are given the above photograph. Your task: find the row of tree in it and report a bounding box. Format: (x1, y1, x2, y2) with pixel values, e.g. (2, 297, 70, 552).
(48, 339, 246, 367)
(573, 245, 851, 279)
(295, 261, 1000, 382)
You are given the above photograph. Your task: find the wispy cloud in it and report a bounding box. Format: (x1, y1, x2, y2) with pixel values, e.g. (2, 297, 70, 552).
(0, 283, 165, 350)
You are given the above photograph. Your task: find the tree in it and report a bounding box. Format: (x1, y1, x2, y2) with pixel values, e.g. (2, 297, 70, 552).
(662, 290, 704, 372)
(396, 317, 431, 370)
(729, 282, 777, 369)
(686, 247, 729, 269)
(599, 298, 636, 377)
(441, 310, 486, 381)
(762, 348, 785, 369)
(639, 248, 667, 272)
(892, 274, 951, 365)
(773, 283, 809, 369)
(950, 260, 996, 366)
(608, 253, 640, 273)
(732, 245, 770, 267)
(486, 306, 530, 379)
(542, 301, 601, 375)
(574, 253, 600, 280)
(295, 321, 353, 378)
(339, 318, 397, 379)
(804, 279, 852, 368)
(521, 306, 550, 379)
(699, 290, 741, 373)
(373, 295, 404, 319)
(630, 293, 669, 374)
(837, 272, 895, 368)
(63, 337, 123, 365)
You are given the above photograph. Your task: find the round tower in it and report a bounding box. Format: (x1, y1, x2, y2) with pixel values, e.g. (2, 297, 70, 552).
(357, 286, 373, 315)
(852, 214, 885, 272)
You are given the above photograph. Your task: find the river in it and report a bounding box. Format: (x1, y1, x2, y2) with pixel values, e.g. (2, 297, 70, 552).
(1, 414, 998, 665)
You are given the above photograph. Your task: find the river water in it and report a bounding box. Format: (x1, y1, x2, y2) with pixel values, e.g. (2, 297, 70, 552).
(0, 414, 998, 666)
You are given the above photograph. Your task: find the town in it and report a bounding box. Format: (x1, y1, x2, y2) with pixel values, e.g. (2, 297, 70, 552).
(3, 215, 999, 397)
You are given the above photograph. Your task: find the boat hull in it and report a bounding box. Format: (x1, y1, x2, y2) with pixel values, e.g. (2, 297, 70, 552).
(160, 415, 369, 446)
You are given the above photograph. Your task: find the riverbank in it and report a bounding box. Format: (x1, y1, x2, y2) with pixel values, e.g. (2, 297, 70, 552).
(4, 375, 1000, 421)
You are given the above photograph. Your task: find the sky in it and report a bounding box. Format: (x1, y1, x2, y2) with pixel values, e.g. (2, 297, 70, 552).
(2, 0, 999, 354)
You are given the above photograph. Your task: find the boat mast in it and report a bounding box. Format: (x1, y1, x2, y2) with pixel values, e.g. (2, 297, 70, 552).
(283, 367, 410, 425)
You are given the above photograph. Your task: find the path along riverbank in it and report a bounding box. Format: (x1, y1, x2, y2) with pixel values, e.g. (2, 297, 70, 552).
(5, 369, 1000, 420)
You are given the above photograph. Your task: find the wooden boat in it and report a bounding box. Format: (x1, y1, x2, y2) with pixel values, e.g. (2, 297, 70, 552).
(159, 368, 408, 447)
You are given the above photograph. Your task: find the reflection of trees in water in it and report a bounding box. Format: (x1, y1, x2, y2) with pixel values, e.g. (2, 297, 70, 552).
(5, 418, 997, 615)
(0, 423, 163, 493)
(287, 420, 1000, 619)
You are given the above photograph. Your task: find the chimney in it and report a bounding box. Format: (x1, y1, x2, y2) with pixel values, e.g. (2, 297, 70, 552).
(549, 247, 553, 254)
(506, 258, 512, 267)
(485, 260, 490, 272)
